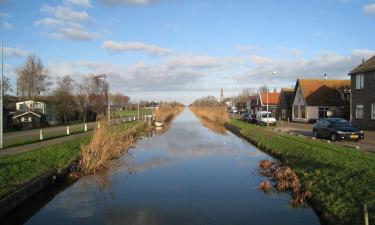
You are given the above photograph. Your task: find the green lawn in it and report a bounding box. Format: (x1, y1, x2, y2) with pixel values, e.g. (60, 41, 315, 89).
(0, 121, 142, 199)
(113, 108, 152, 117)
(228, 119, 374, 225)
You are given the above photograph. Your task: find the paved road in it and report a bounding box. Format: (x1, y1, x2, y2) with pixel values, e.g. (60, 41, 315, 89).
(276, 121, 375, 153)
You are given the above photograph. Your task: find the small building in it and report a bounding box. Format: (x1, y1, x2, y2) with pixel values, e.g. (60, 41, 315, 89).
(12, 110, 47, 130)
(144, 101, 159, 109)
(276, 88, 294, 121)
(255, 92, 280, 116)
(348, 55, 375, 130)
(292, 79, 350, 123)
(16, 100, 56, 123)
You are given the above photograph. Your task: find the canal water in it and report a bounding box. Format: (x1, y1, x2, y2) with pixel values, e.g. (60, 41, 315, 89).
(24, 109, 320, 225)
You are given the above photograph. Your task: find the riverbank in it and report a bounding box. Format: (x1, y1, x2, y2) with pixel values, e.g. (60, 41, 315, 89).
(226, 119, 374, 225)
(189, 105, 229, 125)
(0, 121, 145, 216)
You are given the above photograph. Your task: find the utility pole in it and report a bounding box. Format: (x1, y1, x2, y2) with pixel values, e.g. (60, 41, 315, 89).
(0, 40, 3, 149)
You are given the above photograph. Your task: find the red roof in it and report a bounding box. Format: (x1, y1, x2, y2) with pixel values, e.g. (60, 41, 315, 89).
(259, 92, 280, 105)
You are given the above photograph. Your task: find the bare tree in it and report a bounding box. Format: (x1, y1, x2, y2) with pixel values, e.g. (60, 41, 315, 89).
(53, 75, 76, 123)
(16, 54, 50, 100)
(258, 85, 268, 93)
(75, 75, 92, 122)
(89, 74, 108, 118)
(111, 93, 129, 109)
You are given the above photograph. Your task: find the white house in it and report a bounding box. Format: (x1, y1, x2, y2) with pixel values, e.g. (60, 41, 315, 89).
(292, 79, 351, 123)
(16, 100, 46, 114)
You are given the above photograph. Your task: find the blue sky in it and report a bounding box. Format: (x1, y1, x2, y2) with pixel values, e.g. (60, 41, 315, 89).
(1, 0, 375, 104)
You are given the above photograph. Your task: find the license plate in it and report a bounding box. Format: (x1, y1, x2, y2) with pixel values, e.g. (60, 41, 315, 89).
(350, 135, 358, 139)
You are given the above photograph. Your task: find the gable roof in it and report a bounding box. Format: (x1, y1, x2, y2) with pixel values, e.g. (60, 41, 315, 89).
(13, 110, 44, 119)
(296, 79, 350, 106)
(349, 55, 375, 75)
(259, 92, 280, 105)
(279, 88, 294, 108)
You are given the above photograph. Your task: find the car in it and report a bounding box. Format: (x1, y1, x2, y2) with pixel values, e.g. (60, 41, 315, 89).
(312, 118, 364, 142)
(241, 113, 255, 123)
(228, 106, 238, 113)
(255, 111, 276, 126)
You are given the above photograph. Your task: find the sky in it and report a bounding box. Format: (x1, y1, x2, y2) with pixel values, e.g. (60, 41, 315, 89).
(0, 0, 375, 104)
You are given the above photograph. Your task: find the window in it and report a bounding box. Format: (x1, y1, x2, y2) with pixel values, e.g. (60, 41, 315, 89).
(318, 107, 329, 118)
(356, 74, 364, 89)
(356, 104, 364, 119)
(372, 103, 375, 120)
(282, 109, 286, 119)
(293, 105, 298, 118)
(301, 106, 306, 119)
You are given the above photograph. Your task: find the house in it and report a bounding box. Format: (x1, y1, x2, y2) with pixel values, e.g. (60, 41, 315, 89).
(255, 92, 280, 116)
(144, 101, 159, 109)
(348, 55, 375, 130)
(292, 79, 350, 123)
(16, 100, 56, 123)
(12, 110, 47, 130)
(276, 88, 294, 121)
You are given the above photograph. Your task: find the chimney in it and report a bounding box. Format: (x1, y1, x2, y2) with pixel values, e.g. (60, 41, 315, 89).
(324, 74, 328, 79)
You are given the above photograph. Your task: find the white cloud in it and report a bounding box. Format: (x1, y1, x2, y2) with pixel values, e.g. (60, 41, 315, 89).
(102, 40, 172, 55)
(363, 3, 375, 15)
(3, 47, 29, 58)
(0, 21, 13, 30)
(66, 0, 92, 8)
(101, 0, 157, 5)
(35, 2, 98, 41)
(235, 45, 262, 52)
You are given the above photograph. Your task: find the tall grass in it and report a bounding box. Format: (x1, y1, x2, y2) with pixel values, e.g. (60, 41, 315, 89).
(190, 105, 229, 125)
(155, 102, 185, 122)
(78, 121, 145, 174)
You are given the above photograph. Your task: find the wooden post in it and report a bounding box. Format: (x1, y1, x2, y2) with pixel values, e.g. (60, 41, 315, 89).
(97, 122, 100, 129)
(128, 117, 131, 122)
(66, 126, 70, 135)
(363, 203, 369, 225)
(84, 123, 87, 132)
(39, 130, 43, 140)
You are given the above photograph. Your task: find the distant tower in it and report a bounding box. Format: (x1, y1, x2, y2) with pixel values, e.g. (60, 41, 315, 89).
(220, 88, 224, 103)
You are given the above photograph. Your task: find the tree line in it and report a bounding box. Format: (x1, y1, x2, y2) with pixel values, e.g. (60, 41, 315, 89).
(4, 54, 130, 124)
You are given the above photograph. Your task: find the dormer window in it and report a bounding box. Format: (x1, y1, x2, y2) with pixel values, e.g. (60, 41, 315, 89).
(355, 74, 364, 89)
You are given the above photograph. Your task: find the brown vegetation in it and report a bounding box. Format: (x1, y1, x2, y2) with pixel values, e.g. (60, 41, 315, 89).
(155, 102, 185, 122)
(258, 159, 311, 207)
(78, 121, 145, 174)
(190, 105, 229, 125)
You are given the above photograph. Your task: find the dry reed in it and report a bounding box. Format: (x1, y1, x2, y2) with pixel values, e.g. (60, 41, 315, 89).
(78, 121, 143, 174)
(189, 105, 229, 125)
(258, 159, 312, 206)
(155, 102, 185, 122)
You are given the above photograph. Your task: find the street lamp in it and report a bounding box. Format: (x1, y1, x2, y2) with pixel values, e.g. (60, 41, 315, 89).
(98, 75, 110, 125)
(266, 71, 277, 127)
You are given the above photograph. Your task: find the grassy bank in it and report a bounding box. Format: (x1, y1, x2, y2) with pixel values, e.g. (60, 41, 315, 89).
(227, 119, 374, 225)
(0, 121, 142, 199)
(113, 108, 152, 118)
(190, 105, 229, 125)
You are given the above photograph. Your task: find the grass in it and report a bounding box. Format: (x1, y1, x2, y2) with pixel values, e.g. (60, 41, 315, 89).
(228, 119, 375, 225)
(190, 105, 229, 125)
(0, 121, 142, 199)
(113, 108, 152, 118)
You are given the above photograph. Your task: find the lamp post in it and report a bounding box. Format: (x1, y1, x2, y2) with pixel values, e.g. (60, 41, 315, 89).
(267, 71, 277, 127)
(98, 75, 110, 125)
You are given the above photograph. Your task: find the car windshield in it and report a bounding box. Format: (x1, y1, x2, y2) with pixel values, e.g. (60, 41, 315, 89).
(333, 120, 352, 128)
(261, 113, 274, 118)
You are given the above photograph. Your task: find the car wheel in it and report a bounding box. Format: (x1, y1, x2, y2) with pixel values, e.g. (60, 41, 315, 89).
(313, 130, 319, 138)
(330, 133, 337, 142)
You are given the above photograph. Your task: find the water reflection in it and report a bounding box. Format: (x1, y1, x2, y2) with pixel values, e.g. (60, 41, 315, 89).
(23, 109, 320, 225)
(196, 116, 227, 135)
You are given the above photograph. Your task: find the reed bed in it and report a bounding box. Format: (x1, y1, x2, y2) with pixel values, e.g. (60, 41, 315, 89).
(189, 105, 229, 125)
(155, 102, 185, 122)
(258, 159, 311, 207)
(78, 121, 145, 174)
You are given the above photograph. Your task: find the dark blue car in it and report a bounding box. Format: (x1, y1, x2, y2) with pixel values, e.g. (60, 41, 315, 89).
(312, 118, 364, 142)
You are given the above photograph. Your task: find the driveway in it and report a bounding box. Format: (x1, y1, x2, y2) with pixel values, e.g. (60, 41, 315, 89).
(275, 121, 375, 153)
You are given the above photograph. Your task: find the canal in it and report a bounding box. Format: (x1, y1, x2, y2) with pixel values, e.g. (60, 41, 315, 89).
(24, 109, 320, 225)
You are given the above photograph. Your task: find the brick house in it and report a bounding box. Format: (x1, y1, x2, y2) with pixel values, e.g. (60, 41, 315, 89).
(276, 88, 294, 121)
(292, 79, 350, 123)
(348, 56, 375, 130)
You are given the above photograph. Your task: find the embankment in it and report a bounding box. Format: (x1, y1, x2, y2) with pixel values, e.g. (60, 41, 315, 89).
(225, 119, 374, 225)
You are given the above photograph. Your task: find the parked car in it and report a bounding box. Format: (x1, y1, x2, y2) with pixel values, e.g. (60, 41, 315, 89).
(228, 106, 238, 113)
(241, 113, 256, 123)
(312, 118, 364, 142)
(255, 111, 276, 126)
